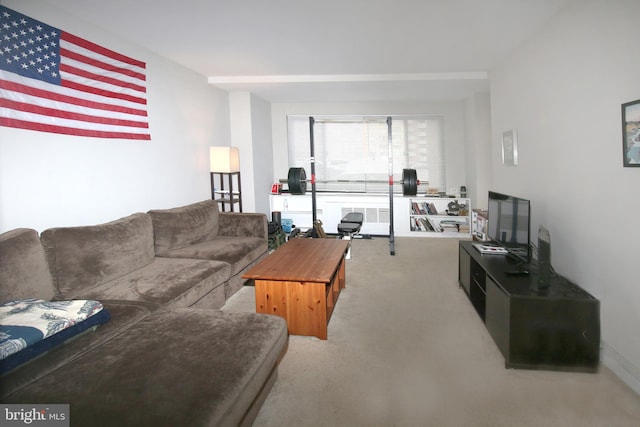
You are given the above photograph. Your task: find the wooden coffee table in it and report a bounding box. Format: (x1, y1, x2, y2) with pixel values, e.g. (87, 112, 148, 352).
(242, 238, 349, 340)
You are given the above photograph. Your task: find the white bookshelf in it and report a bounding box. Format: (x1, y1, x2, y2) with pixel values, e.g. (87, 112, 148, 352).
(408, 197, 471, 238)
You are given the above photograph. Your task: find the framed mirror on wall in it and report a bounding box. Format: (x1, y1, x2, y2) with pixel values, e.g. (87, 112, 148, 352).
(502, 129, 518, 166)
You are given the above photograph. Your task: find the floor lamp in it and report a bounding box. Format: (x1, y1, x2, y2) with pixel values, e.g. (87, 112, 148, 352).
(210, 147, 242, 212)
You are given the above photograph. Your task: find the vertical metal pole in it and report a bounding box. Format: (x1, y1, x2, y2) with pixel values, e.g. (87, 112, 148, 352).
(219, 174, 226, 212)
(387, 116, 395, 255)
(228, 173, 234, 212)
(210, 172, 215, 200)
(309, 116, 317, 237)
(236, 171, 243, 212)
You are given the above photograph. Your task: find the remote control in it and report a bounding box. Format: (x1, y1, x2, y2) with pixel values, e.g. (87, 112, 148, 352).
(506, 270, 529, 276)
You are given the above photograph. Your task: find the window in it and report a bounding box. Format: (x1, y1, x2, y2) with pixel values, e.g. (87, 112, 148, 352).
(287, 115, 445, 193)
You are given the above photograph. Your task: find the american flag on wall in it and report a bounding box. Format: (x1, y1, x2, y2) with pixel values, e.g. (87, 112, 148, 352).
(0, 5, 150, 140)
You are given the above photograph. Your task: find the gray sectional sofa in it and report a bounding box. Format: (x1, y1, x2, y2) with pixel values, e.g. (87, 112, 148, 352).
(0, 200, 288, 426)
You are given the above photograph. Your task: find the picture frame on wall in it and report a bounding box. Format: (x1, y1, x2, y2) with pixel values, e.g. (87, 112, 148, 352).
(502, 130, 518, 166)
(622, 99, 640, 167)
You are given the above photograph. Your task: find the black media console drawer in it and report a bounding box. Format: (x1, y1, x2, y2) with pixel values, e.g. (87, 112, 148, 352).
(469, 257, 486, 321)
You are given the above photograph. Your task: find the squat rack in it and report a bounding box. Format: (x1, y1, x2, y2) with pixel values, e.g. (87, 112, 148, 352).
(308, 116, 396, 255)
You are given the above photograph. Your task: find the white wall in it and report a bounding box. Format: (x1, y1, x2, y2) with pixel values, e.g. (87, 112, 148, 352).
(490, 0, 640, 393)
(229, 93, 274, 215)
(464, 92, 492, 210)
(229, 92, 254, 212)
(250, 95, 275, 216)
(270, 100, 475, 197)
(0, 0, 230, 232)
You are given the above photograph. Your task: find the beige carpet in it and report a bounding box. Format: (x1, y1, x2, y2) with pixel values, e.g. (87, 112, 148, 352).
(223, 237, 640, 426)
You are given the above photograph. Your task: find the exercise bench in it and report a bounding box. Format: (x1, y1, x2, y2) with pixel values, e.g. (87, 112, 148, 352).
(337, 212, 363, 259)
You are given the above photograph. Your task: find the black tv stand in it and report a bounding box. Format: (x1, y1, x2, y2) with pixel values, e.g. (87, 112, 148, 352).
(458, 240, 600, 372)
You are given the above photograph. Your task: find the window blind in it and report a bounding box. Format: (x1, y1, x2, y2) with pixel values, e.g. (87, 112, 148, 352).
(287, 115, 445, 193)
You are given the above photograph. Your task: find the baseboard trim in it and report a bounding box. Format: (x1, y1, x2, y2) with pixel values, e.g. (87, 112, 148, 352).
(601, 341, 640, 396)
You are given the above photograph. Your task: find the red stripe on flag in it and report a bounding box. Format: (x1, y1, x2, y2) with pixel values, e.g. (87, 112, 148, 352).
(60, 47, 146, 82)
(60, 63, 146, 93)
(62, 80, 146, 105)
(0, 117, 151, 140)
(0, 79, 148, 117)
(1, 98, 149, 128)
(61, 32, 146, 70)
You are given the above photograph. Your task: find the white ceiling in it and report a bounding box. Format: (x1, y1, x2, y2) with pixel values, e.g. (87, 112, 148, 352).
(48, 0, 570, 103)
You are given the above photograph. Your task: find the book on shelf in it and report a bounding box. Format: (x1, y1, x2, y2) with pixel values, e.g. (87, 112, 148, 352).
(411, 202, 423, 215)
(419, 202, 436, 215)
(411, 217, 430, 231)
(440, 218, 467, 232)
(412, 217, 438, 232)
(426, 217, 440, 232)
(440, 224, 458, 232)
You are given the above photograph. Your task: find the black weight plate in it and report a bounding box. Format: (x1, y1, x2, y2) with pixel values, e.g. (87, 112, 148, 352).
(402, 168, 417, 196)
(288, 167, 307, 195)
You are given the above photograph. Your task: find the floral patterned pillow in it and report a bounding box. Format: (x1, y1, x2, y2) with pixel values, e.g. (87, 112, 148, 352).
(0, 298, 104, 360)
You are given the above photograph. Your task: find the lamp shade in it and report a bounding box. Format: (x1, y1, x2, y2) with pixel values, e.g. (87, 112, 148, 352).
(210, 147, 240, 173)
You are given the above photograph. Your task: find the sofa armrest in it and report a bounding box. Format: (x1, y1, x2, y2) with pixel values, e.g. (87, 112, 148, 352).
(217, 213, 268, 240)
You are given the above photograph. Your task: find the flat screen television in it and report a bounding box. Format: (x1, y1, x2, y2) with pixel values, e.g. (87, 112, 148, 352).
(487, 191, 531, 263)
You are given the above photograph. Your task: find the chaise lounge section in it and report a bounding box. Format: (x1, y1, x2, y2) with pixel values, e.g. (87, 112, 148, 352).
(0, 200, 288, 426)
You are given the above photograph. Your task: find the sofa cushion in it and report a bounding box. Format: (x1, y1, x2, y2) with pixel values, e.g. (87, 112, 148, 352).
(2, 308, 288, 427)
(71, 257, 231, 309)
(40, 213, 155, 299)
(0, 228, 55, 302)
(148, 200, 219, 255)
(218, 212, 268, 240)
(158, 237, 267, 276)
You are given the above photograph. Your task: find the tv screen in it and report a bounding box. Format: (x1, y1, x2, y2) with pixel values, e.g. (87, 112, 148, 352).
(487, 191, 530, 263)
